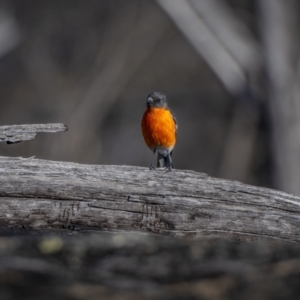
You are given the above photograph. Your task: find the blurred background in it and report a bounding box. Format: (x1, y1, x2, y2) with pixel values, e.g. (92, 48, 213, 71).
(0, 0, 300, 195)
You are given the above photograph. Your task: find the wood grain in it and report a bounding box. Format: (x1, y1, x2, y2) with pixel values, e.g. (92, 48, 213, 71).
(0, 124, 68, 144)
(0, 156, 300, 242)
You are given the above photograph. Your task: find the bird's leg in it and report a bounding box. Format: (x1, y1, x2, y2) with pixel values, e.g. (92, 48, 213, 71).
(150, 148, 156, 170)
(157, 153, 165, 168)
(166, 153, 173, 172)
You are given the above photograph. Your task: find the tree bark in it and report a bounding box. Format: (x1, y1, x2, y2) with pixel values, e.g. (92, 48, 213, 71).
(1, 156, 300, 243)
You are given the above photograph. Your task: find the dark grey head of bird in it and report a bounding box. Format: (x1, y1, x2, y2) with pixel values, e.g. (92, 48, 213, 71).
(146, 92, 167, 108)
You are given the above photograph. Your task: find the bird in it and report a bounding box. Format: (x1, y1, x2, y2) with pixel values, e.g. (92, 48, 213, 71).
(141, 92, 177, 171)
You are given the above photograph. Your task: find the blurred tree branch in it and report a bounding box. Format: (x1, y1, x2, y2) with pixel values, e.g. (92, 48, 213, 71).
(0, 9, 20, 58)
(258, 0, 300, 194)
(156, 0, 261, 95)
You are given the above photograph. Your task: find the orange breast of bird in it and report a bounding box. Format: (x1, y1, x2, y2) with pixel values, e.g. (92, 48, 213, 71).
(141, 107, 176, 151)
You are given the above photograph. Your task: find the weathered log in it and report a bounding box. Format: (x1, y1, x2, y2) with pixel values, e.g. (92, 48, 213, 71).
(0, 232, 299, 300)
(0, 124, 68, 144)
(0, 156, 300, 242)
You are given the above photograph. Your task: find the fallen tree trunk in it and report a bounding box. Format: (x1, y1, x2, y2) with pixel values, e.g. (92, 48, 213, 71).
(0, 156, 300, 242)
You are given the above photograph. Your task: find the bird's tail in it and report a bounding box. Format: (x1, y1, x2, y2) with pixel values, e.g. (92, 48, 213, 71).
(157, 151, 173, 169)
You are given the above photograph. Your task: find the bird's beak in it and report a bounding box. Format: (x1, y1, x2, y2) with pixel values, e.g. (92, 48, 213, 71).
(147, 97, 154, 105)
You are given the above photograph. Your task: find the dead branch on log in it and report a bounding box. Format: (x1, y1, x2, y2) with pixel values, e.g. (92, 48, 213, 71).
(0, 123, 68, 144)
(0, 156, 300, 242)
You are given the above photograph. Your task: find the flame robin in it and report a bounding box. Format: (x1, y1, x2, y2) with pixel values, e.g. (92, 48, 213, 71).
(141, 92, 177, 171)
